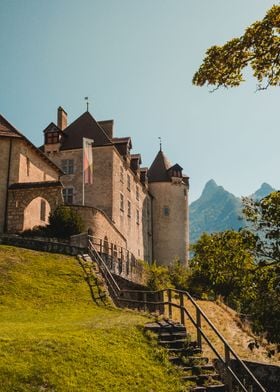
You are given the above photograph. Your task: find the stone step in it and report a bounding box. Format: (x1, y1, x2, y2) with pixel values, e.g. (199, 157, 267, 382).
(182, 373, 220, 384)
(159, 339, 186, 348)
(145, 323, 186, 333)
(182, 364, 216, 374)
(158, 331, 187, 340)
(206, 385, 226, 392)
(166, 347, 202, 356)
(191, 387, 207, 392)
(185, 356, 209, 365)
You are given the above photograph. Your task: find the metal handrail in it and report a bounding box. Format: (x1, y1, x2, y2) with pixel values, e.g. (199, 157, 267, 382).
(88, 239, 121, 300)
(87, 241, 266, 392)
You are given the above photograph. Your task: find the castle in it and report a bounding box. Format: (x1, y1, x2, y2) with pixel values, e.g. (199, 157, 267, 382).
(0, 107, 189, 266)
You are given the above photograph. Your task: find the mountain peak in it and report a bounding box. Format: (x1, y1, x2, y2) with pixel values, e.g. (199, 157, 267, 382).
(201, 179, 224, 199)
(252, 183, 275, 201)
(205, 179, 217, 188)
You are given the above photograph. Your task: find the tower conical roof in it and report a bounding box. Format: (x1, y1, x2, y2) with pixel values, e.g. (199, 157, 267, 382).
(147, 150, 172, 183)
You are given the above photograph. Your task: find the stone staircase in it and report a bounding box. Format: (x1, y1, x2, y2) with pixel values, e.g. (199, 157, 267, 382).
(78, 254, 110, 306)
(145, 319, 226, 392)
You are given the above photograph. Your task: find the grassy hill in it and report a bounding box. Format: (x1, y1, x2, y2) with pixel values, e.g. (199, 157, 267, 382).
(0, 245, 188, 392)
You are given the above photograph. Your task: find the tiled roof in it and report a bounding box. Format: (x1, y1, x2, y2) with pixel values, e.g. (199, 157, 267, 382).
(0, 114, 22, 138)
(147, 150, 173, 183)
(43, 122, 61, 134)
(0, 114, 63, 174)
(60, 111, 112, 150)
(9, 181, 63, 190)
(98, 120, 114, 139)
(112, 137, 132, 149)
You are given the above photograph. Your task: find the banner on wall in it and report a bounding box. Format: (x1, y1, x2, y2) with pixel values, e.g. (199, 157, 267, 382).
(83, 137, 94, 185)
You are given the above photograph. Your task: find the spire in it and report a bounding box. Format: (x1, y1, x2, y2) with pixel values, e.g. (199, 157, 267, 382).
(147, 149, 172, 183)
(158, 136, 162, 151)
(84, 97, 89, 112)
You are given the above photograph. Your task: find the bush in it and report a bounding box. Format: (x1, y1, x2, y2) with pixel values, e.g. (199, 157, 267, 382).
(144, 262, 173, 291)
(48, 206, 84, 239)
(21, 225, 49, 238)
(168, 259, 191, 291)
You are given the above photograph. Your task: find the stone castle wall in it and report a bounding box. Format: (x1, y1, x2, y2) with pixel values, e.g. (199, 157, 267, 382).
(48, 145, 153, 262)
(48, 146, 113, 218)
(7, 185, 63, 233)
(70, 205, 127, 250)
(111, 149, 152, 262)
(0, 138, 12, 233)
(149, 180, 189, 266)
(0, 137, 60, 233)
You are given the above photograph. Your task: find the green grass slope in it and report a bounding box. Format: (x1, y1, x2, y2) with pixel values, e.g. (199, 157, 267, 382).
(0, 246, 187, 392)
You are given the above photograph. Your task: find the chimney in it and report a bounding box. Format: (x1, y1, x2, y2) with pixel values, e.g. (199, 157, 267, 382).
(57, 106, 67, 130)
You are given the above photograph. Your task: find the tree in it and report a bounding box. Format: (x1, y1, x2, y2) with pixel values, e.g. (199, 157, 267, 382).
(144, 262, 172, 291)
(243, 191, 280, 267)
(190, 230, 256, 305)
(48, 206, 84, 238)
(193, 5, 280, 90)
(242, 265, 280, 343)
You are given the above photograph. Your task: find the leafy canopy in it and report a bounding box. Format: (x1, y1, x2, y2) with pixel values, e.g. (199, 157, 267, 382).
(48, 205, 84, 238)
(190, 230, 256, 303)
(193, 5, 280, 90)
(243, 191, 280, 267)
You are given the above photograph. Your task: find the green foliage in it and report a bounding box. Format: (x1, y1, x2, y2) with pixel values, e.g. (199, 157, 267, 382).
(0, 245, 188, 392)
(190, 230, 255, 305)
(144, 260, 191, 291)
(241, 192, 280, 342)
(243, 191, 280, 266)
(241, 266, 280, 343)
(48, 205, 84, 238)
(168, 259, 191, 291)
(193, 5, 280, 90)
(144, 261, 173, 291)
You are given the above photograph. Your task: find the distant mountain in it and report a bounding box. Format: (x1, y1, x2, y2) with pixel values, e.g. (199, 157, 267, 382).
(189, 180, 275, 244)
(251, 182, 275, 201)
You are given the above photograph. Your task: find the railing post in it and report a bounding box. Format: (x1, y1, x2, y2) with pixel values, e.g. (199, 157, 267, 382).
(99, 239, 102, 253)
(167, 289, 172, 320)
(157, 291, 164, 315)
(179, 292, 185, 326)
(143, 292, 147, 312)
(196, 308, 202, 350)
(224, 344, 233, 392)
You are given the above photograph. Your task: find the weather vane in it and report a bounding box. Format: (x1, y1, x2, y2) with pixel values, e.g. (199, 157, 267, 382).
(158, 136, 162, 151)
(84, 97, 90, 112)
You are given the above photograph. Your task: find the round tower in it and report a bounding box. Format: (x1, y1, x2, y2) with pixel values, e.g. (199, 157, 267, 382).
(147, 149, 189, 267)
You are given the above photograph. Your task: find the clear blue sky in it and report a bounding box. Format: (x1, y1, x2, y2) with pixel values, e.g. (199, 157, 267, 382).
(1, 0, 279, 202)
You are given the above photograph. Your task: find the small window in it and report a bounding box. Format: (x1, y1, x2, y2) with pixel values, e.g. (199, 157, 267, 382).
(127, 174, 131, 191)
(120, 193, 124, 211)
(136, 209, 140, 225)
(40, 199, 46, 221)
(61, 159, 74, 175)
(46, 132, 59, 144)
(26, 157, 30, 176)
(127, 200, 131, 217)
(120, 166, 124, 183)
(136, 185, 139, 200)
(63, 188, 74, 204)
(163, 206, 170, 216)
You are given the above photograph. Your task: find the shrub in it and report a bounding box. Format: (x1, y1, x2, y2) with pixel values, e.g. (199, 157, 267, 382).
(48, 206, 84, 239)
(144, 262, 173, 291)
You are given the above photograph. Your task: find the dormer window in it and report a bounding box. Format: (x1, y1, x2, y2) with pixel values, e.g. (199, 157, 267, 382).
(168, 164, 183, 179)
(45, 132, 59, 144)
(172, 169, 182, 178)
